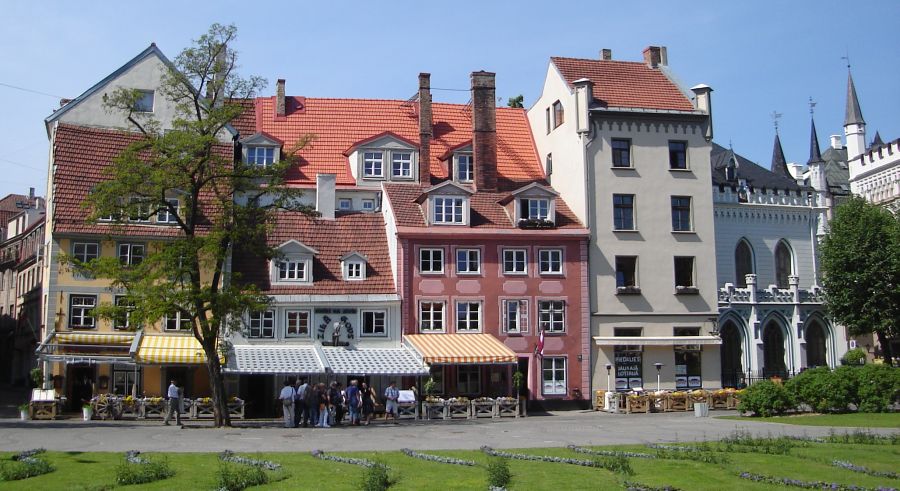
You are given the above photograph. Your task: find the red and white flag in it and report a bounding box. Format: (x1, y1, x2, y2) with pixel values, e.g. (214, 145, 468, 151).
(537, 328, 545, 357)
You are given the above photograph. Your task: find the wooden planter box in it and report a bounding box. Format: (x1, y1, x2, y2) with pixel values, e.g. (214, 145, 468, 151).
(120, 400, 141, 419)
(649, 393, 668, 412)
(626, 395, 650, 414)
(688, 391, 709, 410)
(667, 394, 689, 412)
(397, 402, 418, 419)
(29, 401, 59, 420)
(496, 398, 520, 418)
(447, 401, 470, 419)
(141, 400, 166, 418)
(710, 393, 731, 410)
(227, 400, 245, 419)
(471, 400, 496, 419)
(729, 393, 742, 410)
(193, 399, 215, 418)
(422, 401, 447, 420)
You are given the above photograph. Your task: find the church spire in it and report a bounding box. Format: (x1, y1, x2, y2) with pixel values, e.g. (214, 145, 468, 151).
(808, 98, 823, 165)
(844, 71, 865, 127)
(771, 133, 791, 178)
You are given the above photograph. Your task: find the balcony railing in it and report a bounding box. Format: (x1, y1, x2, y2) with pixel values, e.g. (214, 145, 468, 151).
(718, 275, 823, 305)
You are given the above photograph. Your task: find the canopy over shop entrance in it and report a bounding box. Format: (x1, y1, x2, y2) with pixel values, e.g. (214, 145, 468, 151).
(36, 331, 135, 363)
(133, 333, 215, 365)
(223, 345, 324, 375)
(321, 346, 429, 375)
(404, 334, 517, 365)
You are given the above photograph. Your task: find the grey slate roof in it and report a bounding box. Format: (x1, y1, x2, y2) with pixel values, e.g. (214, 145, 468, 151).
(770, 134, 793, 178)
(808, 118, 824, 165)
(711, 142, 807, 193)
(820, 146, 851, 197)
(844, 71, 865, 126)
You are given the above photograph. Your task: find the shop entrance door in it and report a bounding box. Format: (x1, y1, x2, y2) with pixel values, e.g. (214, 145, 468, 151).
(67, 365, 96, 411)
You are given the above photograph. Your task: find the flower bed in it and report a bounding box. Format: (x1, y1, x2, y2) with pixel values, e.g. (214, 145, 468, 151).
(401, 449, 475, 466)
(0, 449, 54, 481)
(567, 445, 654, 459)
(311, 450, 381, 468)
(737, 472, 897, 491)
(832, 460, 899, 479)
(116, 451, 174, 485)
(482, 446, 600, 467)
(220, 450, 281, 470)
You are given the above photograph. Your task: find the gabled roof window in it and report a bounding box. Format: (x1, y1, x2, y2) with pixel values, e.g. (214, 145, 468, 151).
(341, 251, 368, 281)
(271, 239, 317, 285)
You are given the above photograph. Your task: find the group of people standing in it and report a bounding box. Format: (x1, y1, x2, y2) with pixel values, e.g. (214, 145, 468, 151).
(279, 378, 401, 428)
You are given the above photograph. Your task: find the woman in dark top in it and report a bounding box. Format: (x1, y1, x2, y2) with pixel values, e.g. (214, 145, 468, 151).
(360, 382, 375, 425)
(316, 383, 330, 428)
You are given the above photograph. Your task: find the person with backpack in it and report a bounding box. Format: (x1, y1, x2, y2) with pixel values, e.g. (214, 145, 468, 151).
(345, 379, 361, 426)
(316, 383, 330, 428)
(328, 381, 344, 426)
(304, 379, 319, 428)
(294, 378, 308, 428)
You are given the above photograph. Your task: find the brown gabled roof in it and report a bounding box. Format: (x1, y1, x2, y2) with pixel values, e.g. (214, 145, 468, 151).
(382, 182, 584, 230)
(52, 123, 228, 237)
(251, 97, 546, 188)
(551, 57, 695, 112)
(228, 98, 257, 137)
(232, 211, 395, 294)
(0, 194, 38, 226)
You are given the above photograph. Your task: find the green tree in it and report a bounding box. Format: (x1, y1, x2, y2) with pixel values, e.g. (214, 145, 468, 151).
(507, 94, 524, 108)
(66, 24, 314, 426)
(820, 196, 900, 366)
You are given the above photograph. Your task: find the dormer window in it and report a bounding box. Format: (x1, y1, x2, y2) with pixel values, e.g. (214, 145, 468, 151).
(392, 152, 412, 178)
(363, 151, 384, 178)
(341, 252, 368, 281)
(271, 240, 317, 285)
(247, 146, 275, 166)
(455, 154, 474, 182)
(521, 198, 550, 220)
(433, 196, 466, 224)
(157, 198, 180, 224)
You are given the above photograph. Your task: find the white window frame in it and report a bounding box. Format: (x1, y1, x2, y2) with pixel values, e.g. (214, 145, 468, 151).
(538, 300, 565, 333)
(247, 146, 275, 167)
(391, 151, 413, 179)
(361, 199, 375, 211)
(457, 365, 481, 394)
(247, 310, 275, 338)
(117, 242, 145, 266)
(72, 242, 100, 263)
(418, 301, 445, 332)
(432, 196, 467, 225)
(455, 153, 473, 182)
(502, 249, 527, 275)
(419, 248, 444, 275)
(274, 258, 310, 284)
(157, 198, 180, 224)
(285, 310, 311, 338)
(344, 260, 365, 281)
(361, 310, 387, 337)
(69, 295, 97, 329)
(338, 198, 352, 211)
(455, 301, 482, 332)
(363, 151, 384, 178)
(538, 249, 563, 275)
(128, 198, 152, 223)
(455, 248, 481, 275)
(114, 295, 135, 330)
(502, 299, 529, 333)
(542, 356, 567, 395)
(522, 198, 550, 220)
(164, 311, 192, 331)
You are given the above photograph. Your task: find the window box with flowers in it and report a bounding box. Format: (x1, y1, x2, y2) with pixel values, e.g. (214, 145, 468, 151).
(517, 218, 555, 229)
(470, 397, 495, 419)
(667, 391, 689, 412)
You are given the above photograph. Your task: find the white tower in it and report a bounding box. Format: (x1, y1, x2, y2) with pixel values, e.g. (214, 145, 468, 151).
(843, 71, 866, 160)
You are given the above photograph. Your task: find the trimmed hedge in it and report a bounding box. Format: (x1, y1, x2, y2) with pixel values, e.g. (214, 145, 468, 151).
(738, 381, 794, 417)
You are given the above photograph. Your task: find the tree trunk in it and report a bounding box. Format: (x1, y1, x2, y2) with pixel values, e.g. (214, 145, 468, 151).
(875, 330, 894, 367)
(201, 340, 231, 427)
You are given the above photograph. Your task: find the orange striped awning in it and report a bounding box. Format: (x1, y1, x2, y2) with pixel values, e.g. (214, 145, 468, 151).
(404, 333, 517, 364)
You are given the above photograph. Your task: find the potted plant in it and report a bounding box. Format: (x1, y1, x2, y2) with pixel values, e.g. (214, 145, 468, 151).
(82, 403, 93, 421)
(423, 377, 437, 398)
(30, 368, 43, 389)
(18, 403, 29, 420)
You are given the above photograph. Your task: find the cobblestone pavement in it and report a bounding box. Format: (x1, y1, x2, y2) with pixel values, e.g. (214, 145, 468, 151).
(1, 410, 897, 453)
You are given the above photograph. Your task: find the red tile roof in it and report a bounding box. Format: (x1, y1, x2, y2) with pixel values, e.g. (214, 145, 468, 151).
(250, 97, 546, 188)
(232, 211, 395, 294)
(52, 124, 227, 237)
(0, 194, 37, 227)
(382, 182, 584, 230)
(551, 57, 695, 112)
(228, 99, 257, 137)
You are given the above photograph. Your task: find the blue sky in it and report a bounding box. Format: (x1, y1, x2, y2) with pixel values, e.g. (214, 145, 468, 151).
(1, 0, 898, 198)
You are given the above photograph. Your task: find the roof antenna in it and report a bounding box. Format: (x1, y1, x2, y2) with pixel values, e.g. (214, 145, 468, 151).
(808, 97, 816, 117)
(770, 110, 783, 135)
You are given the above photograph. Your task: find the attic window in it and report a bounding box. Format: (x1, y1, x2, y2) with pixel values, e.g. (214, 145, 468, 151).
(552, 100, 564, 128)
(133, 90, 154, 113)
(271, 240, 316, 285)
(432, 196, 467, 225)
(520, 198, 550, 220)
(455, 153, 474, 183)
(247, 147, 275, 166)
(342, 253, 368, 281)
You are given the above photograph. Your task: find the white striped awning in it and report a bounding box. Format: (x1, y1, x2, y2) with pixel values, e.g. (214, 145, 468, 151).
(224, 345, 324, 374)
(54, 332, 135, 345)
(135, 334, 213, 365)
(321, 347, 429, 376)
(593, 336, 722, 346)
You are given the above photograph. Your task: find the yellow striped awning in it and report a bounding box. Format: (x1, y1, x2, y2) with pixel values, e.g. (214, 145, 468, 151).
(135, 334, 215, 365)
(55, 333, 135, 345)
(404, 333, 517, 364)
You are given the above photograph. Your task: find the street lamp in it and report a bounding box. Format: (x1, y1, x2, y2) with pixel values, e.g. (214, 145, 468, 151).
(654, 363, 664, 392)
(605, 363, 612, 392)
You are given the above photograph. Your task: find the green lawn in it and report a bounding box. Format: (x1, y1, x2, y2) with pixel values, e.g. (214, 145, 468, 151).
(1, 439, 899, 490)
(718, 412, 900, 428)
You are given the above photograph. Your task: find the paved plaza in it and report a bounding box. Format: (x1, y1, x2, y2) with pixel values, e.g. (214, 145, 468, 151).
(2, 410, 897, 454)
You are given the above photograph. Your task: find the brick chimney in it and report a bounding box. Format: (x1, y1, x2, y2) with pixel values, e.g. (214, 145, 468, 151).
(418, 73, 432, 185)
(471, 71, 497, 192)
(276, 79, 286, 117)
(642, 46, 663, 68)
(600, 49, 612, 61)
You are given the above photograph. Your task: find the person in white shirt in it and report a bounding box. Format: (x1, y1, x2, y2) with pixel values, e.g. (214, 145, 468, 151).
(164, 380, 181, 426)
(279, 380, 295, 428)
